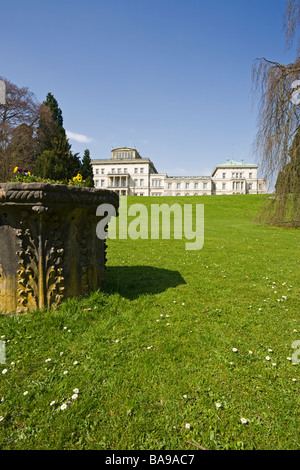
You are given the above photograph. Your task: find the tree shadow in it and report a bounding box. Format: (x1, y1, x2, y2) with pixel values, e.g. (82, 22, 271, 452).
(102, 265, 186, 300)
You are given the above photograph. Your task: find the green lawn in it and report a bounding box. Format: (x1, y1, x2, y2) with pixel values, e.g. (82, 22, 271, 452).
(0, 194, 299, 450)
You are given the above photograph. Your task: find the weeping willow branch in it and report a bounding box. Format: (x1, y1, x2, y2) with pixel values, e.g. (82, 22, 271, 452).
(251, 1, 300, 227)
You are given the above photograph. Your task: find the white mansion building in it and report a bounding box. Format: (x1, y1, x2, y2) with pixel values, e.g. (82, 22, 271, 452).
(92, 147, 266, 196)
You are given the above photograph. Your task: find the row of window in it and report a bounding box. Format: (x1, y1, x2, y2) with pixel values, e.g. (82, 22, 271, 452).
(112, 152, 134, 159)
(169, 182, 208, 190)
(222, 172, 253, 179)
(95, 167, 145, 175)
(95, 168, 255, 179)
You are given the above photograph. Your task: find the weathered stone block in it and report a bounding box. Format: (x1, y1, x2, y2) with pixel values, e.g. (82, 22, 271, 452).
(0, 183, 119, 313)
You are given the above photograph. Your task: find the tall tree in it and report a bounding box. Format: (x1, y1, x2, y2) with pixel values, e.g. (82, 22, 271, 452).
(80, 149, 94, 187)
(44, 92, 64, 129)
(0, 76, 39, 181)
(276, 127, 300, 193)
(35, 92, 80, 181)
(252, 0, 300, 226)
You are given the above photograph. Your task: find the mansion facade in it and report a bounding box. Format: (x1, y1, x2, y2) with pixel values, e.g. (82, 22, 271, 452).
(91, 147, 266, 196)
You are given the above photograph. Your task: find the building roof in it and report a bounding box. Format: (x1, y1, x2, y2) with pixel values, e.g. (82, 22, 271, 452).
(211, 159, 258, 176)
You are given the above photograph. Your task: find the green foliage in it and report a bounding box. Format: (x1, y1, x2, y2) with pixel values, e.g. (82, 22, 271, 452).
(44, 92, 64, 129)
(80, 149, 94, 187)
(276, 129, 300, 194)
(34, 93, 81, 182)
(34, 150, 69, 182)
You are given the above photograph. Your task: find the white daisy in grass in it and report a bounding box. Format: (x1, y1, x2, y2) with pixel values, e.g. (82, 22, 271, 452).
(73, 361, 78, 365)
(50, 401, 56, 406)
(216, 402, 222, 409)
(71, 394, 78, 400)
(292, 378, 297, 382)
(2, 369, 7, 374)
(249, 351, 253, 355)
(63, 370, 68, 375)
(232, 348, 238, 352)
(60, 404, 67, 411)
(73, 388, 79, 394)
(240, 418, 248, 424)
(23, 391, 28, 396)
(287, 357, 292, 361)
(185, 423, 190, 429)
(266, 356, 271, 361)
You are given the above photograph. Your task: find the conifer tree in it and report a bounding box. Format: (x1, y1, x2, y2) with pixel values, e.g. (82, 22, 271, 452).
(35, 92, 80, 181)
(80, 149, 94, 187)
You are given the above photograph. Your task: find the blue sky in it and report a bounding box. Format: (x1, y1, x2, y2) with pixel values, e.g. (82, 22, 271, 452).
(0, 0, 296, 177)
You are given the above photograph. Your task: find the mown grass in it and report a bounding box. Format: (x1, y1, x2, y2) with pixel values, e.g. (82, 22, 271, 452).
(0, 194, 299, 450)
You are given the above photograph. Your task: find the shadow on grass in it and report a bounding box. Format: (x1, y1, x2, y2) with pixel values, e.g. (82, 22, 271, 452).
(103, 265, 186, 300)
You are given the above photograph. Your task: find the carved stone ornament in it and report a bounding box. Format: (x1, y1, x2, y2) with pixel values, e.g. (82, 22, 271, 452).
(0, 183, 119, 313)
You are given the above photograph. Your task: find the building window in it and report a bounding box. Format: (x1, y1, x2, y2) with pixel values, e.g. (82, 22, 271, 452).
(112, 169, 115, 174)
(194, 183, 198, 189)
(134, 180, 138, 187)
(249, 173, 252, 179)
(124, 168, 127, 173)
(240, 173, 243, 178)
(203, 183, 207, 189)
(140, 168, 144, 174)
(177, 183, 181, 189)
(117, 168, 121, 174)
(140, 179, 144, 186)
(95, 180, 99, 187)
(101, 180, 104, 187)
(134, 168, 138, 174)
(222, 183, 226, 190)
(96, 169, 99, 175)
(185, 183, 189, 189)
(222, 173, 226, 179)
(168, 183, 172, 189)
(249, 183, 252, 190)
(101, 168, 104, 175)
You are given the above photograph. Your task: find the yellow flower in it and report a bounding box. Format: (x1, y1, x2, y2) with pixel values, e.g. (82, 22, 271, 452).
(13, 167, 18, 173)
(27, 171, 31, 176)
(77, 174, 82, 182)
(73, 176, 77, 182)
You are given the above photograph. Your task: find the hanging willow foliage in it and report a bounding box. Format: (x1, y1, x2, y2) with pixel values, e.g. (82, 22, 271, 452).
(252, 0, 300, 227)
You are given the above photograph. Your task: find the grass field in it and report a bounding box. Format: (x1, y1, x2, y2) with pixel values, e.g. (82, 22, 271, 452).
(0, 194, 299, 450)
